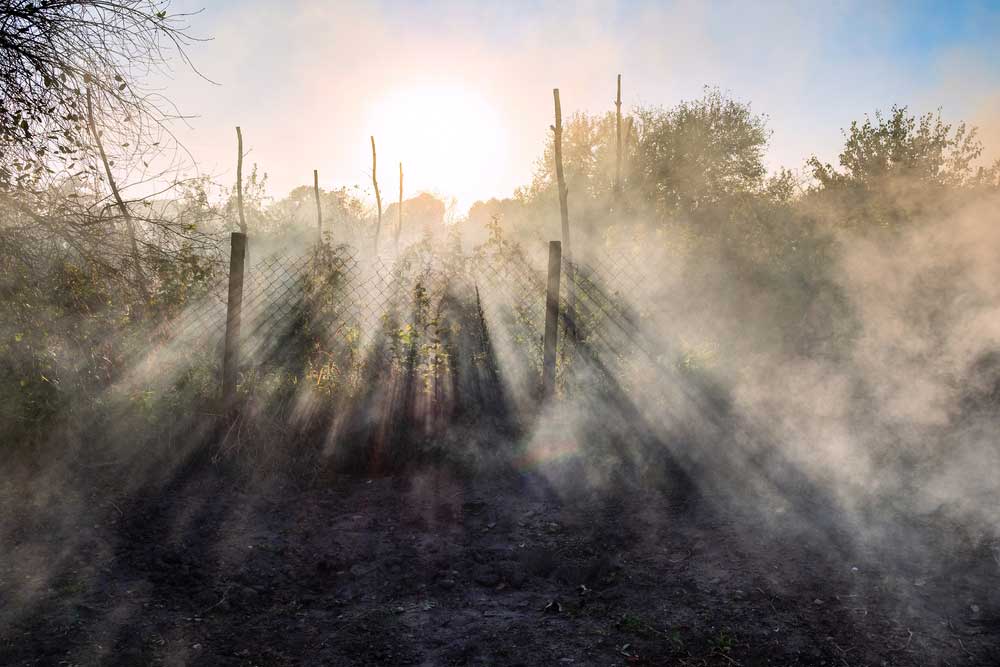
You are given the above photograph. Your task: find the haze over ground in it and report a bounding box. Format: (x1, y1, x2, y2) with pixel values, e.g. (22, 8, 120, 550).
(4, 2, 1000, 664)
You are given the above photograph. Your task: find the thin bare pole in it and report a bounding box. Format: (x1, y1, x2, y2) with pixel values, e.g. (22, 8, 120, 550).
(552, 89, 575, 340)
(395, 162, 403, 249)
(615, 74, 622, 204)
(552, 89, 571, 257)
(542, 240, 562, 399)
(313, 169, 323, 245)
(371, 136, 383, 253)
(236, 127, 247, 234)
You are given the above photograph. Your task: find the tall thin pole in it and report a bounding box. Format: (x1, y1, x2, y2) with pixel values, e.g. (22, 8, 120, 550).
(552, 89, 575, 340)
(371, 136, 383, 253)
(313, 169, 323, 245)
(615, 74, 623, 203)
(236, 127, 247, 234)
(552, 89, 571, 258)
(542, 240, 562, 399)
(395, 162, 403, 250)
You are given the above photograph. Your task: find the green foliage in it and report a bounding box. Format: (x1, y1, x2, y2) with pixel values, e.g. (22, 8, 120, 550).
(811, 106, 987, 188)
(632, 87, 770, 216)
(147, 242, 221, 312)
(510, 87, 772, 246)
(807, 106, 1000, 229)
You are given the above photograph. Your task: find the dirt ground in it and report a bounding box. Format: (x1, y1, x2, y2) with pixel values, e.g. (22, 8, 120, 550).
(1, 443, 998, 667)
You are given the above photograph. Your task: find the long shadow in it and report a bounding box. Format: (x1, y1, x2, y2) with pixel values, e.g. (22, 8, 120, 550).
(559, 265, 862, 563)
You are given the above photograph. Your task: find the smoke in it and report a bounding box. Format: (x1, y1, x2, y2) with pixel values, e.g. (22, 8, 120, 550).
(497, 182, 1000, 592)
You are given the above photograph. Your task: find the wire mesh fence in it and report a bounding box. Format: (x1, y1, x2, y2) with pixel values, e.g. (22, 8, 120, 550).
(159, 235, 675, 411)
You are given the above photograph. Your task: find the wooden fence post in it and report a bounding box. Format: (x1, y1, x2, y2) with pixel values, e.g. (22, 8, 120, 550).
(395, 161, 403, 250)
(542, 240, 562, 399)
(552, 90, 571, 258)
(313, 169, 323, 245)
(614, 74, 622, 204)
(552, 89, 576, 340)
(235, 127, 247, 234)
(222, 231, 247, 409)
(371, 136, 383, 254)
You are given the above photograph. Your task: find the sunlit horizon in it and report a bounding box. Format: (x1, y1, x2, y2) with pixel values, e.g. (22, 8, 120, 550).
(362, 83, 512, 212)
(154, 0, 1000, 215)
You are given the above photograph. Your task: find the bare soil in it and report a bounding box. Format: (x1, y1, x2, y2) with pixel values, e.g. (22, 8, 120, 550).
(1, 448, 997, 667)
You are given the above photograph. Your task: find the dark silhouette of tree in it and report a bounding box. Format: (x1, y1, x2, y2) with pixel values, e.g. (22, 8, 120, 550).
(0, 1, 211, 302)
(0, 1, 202, 191)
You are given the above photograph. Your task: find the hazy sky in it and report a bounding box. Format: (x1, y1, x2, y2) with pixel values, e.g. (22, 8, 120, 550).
(156, 0, 1000, 211)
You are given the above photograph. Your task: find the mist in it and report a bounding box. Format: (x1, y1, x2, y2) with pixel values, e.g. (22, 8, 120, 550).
(3, 2, 1000, 665)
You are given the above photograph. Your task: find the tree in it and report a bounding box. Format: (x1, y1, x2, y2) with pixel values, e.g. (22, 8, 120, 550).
(266, 183, 369, 247)
(810, 106, 987, 188)
(0, 1, 210, 303)
(807, 106, 999, 228)
(0, 1, 201, 190)
(526, 112, 617, 200)
(632, 87, 770, 216)
(518, 87, 771, 243)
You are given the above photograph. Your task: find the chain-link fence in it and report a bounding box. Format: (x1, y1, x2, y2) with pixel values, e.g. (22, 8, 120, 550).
(160, 235, 675, 418)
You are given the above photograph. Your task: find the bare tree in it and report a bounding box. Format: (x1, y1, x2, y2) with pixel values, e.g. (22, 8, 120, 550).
(86, 87, 149, 300)
(0, 1, 204, 191)
(0, 1, 215, 303)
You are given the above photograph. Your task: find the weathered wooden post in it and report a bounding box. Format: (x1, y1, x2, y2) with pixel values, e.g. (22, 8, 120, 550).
(542, 240, 562, 399)
(552, 89, 576, 341)
(614, 74, 623, 204)
(395, 161, 403, 250)
(235, 127, 247, 234)
(371, 136, 383, 253)
(552, 90, 571, 257)
(313, 169, 323, 245)
(222, 231, 247, 409)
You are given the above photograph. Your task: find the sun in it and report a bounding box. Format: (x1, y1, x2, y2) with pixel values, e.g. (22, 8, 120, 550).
(364, 84, 509, 211)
